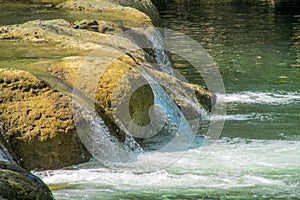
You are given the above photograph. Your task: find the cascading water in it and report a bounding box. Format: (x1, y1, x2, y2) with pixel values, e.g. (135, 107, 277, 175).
(72, 100, 143, 164)
(0, 144, 10, 163)
(110, 27, 209, 152)
(0, 126, 14, 163)
(140, 28, 210, 151)
(145, 28, 175, 75)
(139, 72, 196, 151)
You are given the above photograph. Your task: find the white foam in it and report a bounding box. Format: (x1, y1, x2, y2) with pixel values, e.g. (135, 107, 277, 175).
(210, 114, 251, 121)
(38, 139, 300, 198)
(210, 113, 276, 121)
(217, 91, 300, 105)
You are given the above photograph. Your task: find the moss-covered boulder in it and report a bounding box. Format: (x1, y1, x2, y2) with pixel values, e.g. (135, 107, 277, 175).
(48, 53, 214, 141)
(0, 68, 91, 170)
(57, 0, 154, 26)
(107, 0, 161, 26)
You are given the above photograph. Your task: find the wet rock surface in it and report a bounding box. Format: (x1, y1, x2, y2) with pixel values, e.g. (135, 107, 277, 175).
(0, 161, 54, 200)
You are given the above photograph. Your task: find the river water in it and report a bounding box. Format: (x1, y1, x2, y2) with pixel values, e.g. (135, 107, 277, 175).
(1, 0, 299, 199)
(155, 0, 300, 141)
(37, 1, 300, 199)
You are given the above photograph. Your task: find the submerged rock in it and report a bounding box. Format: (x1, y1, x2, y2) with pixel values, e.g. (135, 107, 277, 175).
(0, 161, 54, 200)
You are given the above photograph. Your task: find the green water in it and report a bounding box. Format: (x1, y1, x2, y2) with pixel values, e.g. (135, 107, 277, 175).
(0, 1, 146, 27)
(0, 2, 68, 26)
(156, 0, 300, 141)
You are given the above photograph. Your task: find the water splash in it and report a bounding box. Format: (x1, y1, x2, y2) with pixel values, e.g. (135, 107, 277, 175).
(140, 72, 197, 151)
(72, 101, 142, 164)
(210, 113, 279, 122)
(39, 139, 300, 199)
(217, 91, 300, 105)
(145, 28, 175, 75)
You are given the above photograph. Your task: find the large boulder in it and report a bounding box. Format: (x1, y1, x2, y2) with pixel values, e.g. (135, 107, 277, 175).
(0, 19, 111, 51)
(107, 0, 161, 26)
(49, 52, 214, 143)
(0, 68, 91, 170)
(56, 0, 154, 26)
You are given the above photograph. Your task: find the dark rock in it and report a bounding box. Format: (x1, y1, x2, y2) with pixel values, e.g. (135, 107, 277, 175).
(0, 161, 54, 200)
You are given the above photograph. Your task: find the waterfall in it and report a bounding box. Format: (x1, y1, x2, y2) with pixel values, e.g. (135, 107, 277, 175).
(140, 72, 197, 151)
(0, 126, 14, 163)
(137, 28, 208, 151)
(73, 27, 208, 163)
(72, 100, 142, 164)
(0, 144, 10, 163)
(145, 28, 175, 75)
